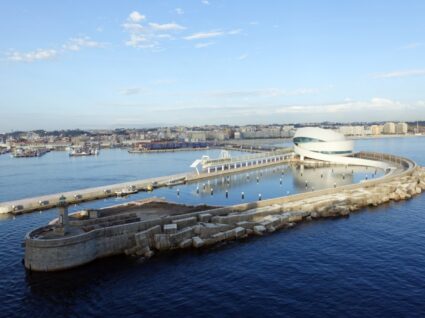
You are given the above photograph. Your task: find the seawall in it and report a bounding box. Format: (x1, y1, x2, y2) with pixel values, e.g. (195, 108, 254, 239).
(24, 152, 424, 272)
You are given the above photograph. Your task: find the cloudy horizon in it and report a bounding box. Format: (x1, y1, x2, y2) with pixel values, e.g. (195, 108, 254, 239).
(1, 0, 425, 131)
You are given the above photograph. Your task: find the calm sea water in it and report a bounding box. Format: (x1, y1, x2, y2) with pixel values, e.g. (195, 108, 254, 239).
(1, 137, 425, 317)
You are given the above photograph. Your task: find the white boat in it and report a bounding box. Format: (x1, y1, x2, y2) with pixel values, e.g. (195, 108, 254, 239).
(115, 185, 138, 196)
(69, 145, 99, 157)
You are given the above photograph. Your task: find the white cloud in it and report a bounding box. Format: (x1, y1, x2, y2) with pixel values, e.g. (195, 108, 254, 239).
(6, 35, 106, 63)
(275, 98, 407, 115)
(371, 69, 425, 79)
(63, 36, 106, 51)
(208, 87, 322, 98)
(6, 49, 58, 62)
(195, 42, 215, 48)
(184, 31, 224, 40)
(228, 29, 242, 35)
(184, 29, 241, 41)
(237, 53, 248, 60)
(123, 11, 186, 49)
(202, 0, 210, 5)
(119, 87, 146, 95)
(129, 11, 145, 23)
(175, 8, 184, 15)
(148, 22, 185, 31)
(400, 42, 423, 50)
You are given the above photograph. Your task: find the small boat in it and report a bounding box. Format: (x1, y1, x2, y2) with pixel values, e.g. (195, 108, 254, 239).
(69, 145, 99, 157)
(115, 185, 138, 197)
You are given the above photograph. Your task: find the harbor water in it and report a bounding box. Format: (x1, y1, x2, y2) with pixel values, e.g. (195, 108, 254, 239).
(1, 137, 425, 317)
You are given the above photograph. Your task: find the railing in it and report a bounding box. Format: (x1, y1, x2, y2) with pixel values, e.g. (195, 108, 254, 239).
(203, 147, 293, 166)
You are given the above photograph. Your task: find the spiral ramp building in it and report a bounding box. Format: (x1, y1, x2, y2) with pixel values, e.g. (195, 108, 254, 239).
(293, 127, 391, 170)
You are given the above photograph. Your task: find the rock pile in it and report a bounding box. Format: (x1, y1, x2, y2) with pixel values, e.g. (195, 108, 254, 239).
(125, 167, 425, 260)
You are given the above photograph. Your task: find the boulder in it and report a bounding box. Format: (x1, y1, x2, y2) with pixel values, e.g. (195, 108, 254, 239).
(192, 236, 204, 248)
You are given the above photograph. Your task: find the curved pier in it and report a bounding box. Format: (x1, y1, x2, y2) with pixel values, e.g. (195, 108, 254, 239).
(23, 152, 424, 272)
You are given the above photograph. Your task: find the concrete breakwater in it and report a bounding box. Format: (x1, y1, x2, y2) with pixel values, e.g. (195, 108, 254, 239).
(24, 152, 424, 272)
(1, 150, 293, 215)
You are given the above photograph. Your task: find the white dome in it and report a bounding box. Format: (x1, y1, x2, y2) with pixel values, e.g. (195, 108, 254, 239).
(293, 127, 346, 142)
(293, 127, 353, 157)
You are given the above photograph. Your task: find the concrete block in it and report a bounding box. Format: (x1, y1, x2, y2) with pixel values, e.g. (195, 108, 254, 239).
(179, 238, 192, 249)
(172, 216, 197, 229)
(198, 223, 231, 238)
(198, 213, 212, 222)
(134, 225, 161, 248)
(169, 227, 194, 245)
(154, 234, 171, 251)
(236, 221, 256, 230)
(234, 227, 245, 238)
(192, 236, 204, 248)
(163, 223, 177, 234)
(253, 225, 266, 235)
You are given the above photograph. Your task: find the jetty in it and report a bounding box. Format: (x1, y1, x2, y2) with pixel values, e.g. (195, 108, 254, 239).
(23, 151, 425, 271)
(0, 148, 294, 215)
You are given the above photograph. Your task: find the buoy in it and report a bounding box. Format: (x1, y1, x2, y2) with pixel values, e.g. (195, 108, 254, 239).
(334, 183, 336, 188)
(241, 192, 245, 200)
(256, 176, 259, 183)
(203, 183, 206, 190)
(210, 188, 214, 195)
(342, 174, 345, 180)
(279, 178, 282, 185)
(321, 173, 323, 178)
(177, 189, 180, 196)
(258, 193, 262, 201)
(225, 190, 228, 198)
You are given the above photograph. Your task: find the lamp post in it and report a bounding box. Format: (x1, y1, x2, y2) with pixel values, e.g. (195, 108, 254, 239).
(57, 195, 69, 235)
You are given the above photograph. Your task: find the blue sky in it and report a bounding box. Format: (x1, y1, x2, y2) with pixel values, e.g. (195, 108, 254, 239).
(0, 0, 424, 131)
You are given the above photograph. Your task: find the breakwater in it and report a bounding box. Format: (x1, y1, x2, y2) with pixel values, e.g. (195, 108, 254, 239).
(0, 150, 293, 215)
(24, 152, 424, 271)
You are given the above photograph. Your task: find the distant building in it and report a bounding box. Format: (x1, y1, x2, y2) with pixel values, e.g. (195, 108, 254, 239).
(383, 122, 395, 134)
(338, 126, 366, 136)
(370, 125, 382, 135)
(395, 122, 408, 134)
(186, 131, 207, 142)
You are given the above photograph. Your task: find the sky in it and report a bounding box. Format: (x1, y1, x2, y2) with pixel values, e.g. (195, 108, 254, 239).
(0, 0, 424, 131)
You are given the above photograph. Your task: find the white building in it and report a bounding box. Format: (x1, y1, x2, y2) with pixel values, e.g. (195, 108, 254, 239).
(293, 127, 390, 170)
(294, 127, 354, 159)
(383, 122, 396, 134)
(395, 122, 408, 134)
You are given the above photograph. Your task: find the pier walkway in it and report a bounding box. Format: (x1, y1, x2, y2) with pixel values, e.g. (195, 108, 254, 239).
(0, 150, 295, 215)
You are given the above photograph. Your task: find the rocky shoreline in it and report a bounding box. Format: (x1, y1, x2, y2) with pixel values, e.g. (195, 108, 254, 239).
(125, 166, 425, 260)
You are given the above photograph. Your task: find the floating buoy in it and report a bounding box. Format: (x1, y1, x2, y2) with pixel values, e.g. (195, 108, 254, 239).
(334, 183, 336, 188)
(241, 192, 245, 200)
(210, 188, 214, 195)
(321, 173, 323, 178)
(279, 178, 282, 185)
(258, 193, 262, 201)
(225, 190, 228, 198)
(177, 189, 180, 196)
(196, 186, 199, 194)
(256, 176, 259, 183)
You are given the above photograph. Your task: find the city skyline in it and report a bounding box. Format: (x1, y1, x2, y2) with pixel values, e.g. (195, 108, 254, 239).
(1, 0, 425, 130)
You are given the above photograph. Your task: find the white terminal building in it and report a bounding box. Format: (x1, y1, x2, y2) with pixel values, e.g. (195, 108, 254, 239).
(293, 127, 390, 170)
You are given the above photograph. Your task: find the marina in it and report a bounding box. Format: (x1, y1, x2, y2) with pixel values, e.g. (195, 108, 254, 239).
(23, 150, 422, 271)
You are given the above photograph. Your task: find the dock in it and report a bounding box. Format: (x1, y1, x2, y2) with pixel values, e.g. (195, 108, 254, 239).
(0, 149, 295, 215)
